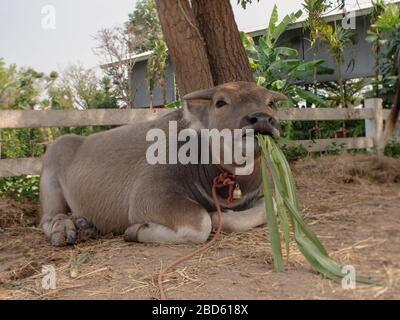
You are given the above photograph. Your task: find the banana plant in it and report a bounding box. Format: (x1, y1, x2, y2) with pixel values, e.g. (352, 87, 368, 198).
(366, 1, 400, 106)
(321, 24, 355, 108)
(320, 78, 372, 108)
(146, 39, 168, 107)
(242, 5, 333, 108)
(302, 0, 330, 48)
(366, 0, 387, 97)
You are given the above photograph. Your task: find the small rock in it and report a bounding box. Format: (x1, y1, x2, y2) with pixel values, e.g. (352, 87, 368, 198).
(143, 251, 151, 258)
(240, 272, 251, 278)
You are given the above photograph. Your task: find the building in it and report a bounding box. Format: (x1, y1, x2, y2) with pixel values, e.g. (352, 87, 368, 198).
(126, 3, 398, 108)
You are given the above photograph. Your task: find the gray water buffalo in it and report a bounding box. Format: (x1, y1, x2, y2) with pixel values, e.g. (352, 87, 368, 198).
(40, 81, 286, 246)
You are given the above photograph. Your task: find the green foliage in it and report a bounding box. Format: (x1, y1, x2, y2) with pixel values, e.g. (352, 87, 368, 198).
(321, 24, 355, 107)
(242, 5, 333, 108)
(241, 5, 369, 142)
(0, 60, 120, 203)
(322, 25, 355, 63)
(128, 1, 168, 105)
(319, 78, 371, 108)
(146, 40, 168, 105)
(259, 135, 380, 285)
(165, 100, 181, 109)
(302, 1, 355, 108)
(49, 64, 118, 110)
(0, 59, 14, 109)
(384, 139, 400, 158)
(237, 0, 260, 9)
(0, 58, 7, 90)
(89, 77, 119, 109)
(279, 141, 309, 162)
(0, 60, 118, 111)
(1, 129, 45, 159)
(127, 0, 163, 53)
(0, 176, 40, 203)
(0, 62, 57, 110)
(302, 0, 330, 47)
(374, 2, 400, 32)
(366, 1, 400, 105)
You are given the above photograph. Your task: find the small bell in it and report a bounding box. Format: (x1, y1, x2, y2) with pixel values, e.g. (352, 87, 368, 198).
(232, 184, 242, 200)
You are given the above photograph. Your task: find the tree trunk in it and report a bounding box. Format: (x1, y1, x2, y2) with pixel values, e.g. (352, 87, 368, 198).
(337, 59, 345, 108)
(384, 77, 400, 142)
(192, 0, 254, 85)
(154, 0, 213, 96)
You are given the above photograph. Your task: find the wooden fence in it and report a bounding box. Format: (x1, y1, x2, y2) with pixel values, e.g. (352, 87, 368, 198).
(0, 98, 395, 177)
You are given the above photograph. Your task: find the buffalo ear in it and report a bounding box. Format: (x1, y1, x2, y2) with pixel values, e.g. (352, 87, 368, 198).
(183, 88, 214, 101)
(270, 90, 288, 102)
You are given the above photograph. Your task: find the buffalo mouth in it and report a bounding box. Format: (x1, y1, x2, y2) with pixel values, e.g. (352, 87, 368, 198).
(240, 113, 281, 138)
(241, 124, 281, 138)
(239, 122, 280, 160)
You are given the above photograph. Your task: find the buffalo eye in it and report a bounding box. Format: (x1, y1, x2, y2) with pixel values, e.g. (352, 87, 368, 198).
(215, 100, 228, 108)
(267, 100, 275, 108)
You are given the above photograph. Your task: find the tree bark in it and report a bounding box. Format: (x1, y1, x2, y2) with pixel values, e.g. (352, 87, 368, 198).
(384, 78, 400, 142)
(192, 0, 254, 85)
(154, 0, 213, 96)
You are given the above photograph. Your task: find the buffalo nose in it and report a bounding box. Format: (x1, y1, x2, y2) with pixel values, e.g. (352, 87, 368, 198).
(242, 112, 281, 136)
(245, 112, 276, 126)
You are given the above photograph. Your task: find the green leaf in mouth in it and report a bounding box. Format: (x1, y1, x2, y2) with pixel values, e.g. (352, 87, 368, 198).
(257, 134, 384, 286)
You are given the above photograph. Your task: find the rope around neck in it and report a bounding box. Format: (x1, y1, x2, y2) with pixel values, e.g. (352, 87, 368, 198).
(157, 168, 237, 300)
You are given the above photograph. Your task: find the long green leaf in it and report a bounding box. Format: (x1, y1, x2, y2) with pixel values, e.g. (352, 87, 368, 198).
(260, 144, 284, 272)
(275, 47, 298, 57)
(257, 135, 384, 286)
(274, 190, 291, 259)
(267, 4, 279, 46)
(266, 137, 328, 255)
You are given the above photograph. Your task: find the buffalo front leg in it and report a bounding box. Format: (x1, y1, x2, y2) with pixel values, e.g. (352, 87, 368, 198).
(211, 199, 266, 233)
(40, 169, 77, 246)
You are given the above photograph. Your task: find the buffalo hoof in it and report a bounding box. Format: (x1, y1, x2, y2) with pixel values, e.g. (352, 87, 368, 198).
(123, 224, 149, 242)
(74, 217, 99, 242)
(50, 214, 77, 247)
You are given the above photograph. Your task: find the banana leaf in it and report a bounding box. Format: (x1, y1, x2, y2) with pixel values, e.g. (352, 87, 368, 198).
(295, 88, 330, 108)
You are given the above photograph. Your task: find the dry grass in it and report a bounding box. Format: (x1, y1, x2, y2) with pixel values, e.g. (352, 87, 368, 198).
(0, 154, 399, 300)
(295, 154, 400, 185)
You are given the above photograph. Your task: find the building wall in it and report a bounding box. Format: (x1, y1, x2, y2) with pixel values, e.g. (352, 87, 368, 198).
(276, 15, 375, 82)
(130, 14, 376, 107)
(131, 59, 176, 108)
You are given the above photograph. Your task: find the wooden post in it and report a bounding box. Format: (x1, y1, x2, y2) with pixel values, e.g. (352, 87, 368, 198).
(365, 98, 384, 156)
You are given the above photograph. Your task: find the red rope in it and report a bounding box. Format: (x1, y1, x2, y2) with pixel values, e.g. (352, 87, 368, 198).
(157, 168, 237, 300)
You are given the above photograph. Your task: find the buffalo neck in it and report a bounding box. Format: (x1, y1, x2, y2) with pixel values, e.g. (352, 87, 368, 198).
(181, 162, 262, 212)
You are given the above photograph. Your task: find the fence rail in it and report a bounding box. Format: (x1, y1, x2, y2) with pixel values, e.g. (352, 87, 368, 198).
(0, 108, 390, 129)
(0, 109, 171, 129)
(0, 99, 396, 177)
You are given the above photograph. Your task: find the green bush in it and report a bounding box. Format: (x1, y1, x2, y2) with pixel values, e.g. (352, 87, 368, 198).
(279, 141, 308, 162)
(384, 140, 400, 158)
(1, 128, 45, 159)
(0, 176, 40, 203)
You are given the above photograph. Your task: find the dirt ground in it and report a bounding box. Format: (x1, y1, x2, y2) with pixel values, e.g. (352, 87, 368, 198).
(0, 154, 399, 300)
